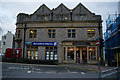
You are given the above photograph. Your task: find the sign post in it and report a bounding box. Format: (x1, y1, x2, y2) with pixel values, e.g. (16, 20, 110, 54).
(96, 40, 101, 79)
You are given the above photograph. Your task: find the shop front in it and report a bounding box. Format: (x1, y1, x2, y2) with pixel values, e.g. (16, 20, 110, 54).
(63, 41, 98, 64)
(25, 42, 58, 61)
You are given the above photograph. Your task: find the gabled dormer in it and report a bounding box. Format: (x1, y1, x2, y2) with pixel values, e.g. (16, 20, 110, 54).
(53, 3, 70, 21)
(30, 4, 51, 21)
(72, 3, 96, 21)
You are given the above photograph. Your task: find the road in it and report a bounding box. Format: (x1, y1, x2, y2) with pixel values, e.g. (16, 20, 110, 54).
(1, 62, 119, 80)
(1, 62, 98, 78)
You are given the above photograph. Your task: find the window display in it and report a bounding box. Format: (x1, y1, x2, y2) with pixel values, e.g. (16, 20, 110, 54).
(26, 46, 38, 60)
(45, 47, 57, 60)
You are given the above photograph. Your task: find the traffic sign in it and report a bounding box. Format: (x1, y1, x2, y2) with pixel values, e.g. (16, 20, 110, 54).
(96, 40, 100, 46)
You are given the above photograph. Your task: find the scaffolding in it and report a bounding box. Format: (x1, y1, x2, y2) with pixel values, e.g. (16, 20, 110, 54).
(104, 14, 120, 64)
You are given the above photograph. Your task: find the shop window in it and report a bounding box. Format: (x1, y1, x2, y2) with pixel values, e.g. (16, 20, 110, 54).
(68, 29, 76, 38)
(48, 29, 56, 38)
(67, 47, 74, 60)
(89, 47, 96, 60)
(64, 47, 66, 60)
(26, 46, 38, 59)
(87, 29, 95, 38)
(29, 30, 37, 38)
(45, 47, 57, 60)
(64, 17, 68, 20)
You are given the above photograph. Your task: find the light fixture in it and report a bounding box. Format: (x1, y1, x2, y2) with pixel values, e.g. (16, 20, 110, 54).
(30, 30, 34, 33)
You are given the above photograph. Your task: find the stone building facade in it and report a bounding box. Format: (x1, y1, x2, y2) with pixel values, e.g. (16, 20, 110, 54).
(15, 3, 102, 64)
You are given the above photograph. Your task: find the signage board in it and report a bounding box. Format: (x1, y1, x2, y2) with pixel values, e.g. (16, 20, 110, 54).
(73, 42, 90, 45)
(26, 42, 57, 46)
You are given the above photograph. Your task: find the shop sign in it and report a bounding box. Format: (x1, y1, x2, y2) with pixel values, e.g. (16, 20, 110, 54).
(26, 42, 57, 46)
(73, 42, 90, 45)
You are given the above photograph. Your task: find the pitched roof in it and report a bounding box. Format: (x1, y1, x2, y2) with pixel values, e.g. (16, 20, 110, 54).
(53, 3, 70, 11)
(31, 4, 51, 15)
(72, 3, 93, 14)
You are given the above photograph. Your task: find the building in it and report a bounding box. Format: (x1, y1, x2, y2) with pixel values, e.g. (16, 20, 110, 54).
(15, 3, 102, 64)
(104, 14, 120, 64)
(1, 31, 14, 54)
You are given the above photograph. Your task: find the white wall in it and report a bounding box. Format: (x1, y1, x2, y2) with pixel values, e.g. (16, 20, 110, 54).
(1, 31, 13, 54)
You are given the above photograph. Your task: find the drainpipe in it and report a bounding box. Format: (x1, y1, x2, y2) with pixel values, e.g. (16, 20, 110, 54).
(23, 23, 26, 59)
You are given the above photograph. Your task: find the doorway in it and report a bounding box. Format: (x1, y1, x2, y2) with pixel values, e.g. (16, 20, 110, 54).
(67, 47, 74, 60)
(76, 47, 80, 63)
(82, 47, 87, 63)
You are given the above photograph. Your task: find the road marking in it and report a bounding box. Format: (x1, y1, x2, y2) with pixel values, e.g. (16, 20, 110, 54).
(81, 72, 85, 74)
(27, 71, 32, 73)
(45, 72, 56, 73)
(69, 72, 79, 73)
(8, 67, 15, 69)
(67, 70, 70, 72)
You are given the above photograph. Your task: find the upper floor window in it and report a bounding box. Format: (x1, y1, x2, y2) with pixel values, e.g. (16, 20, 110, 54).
(29, 30, 37, 38)
(3, 42, 5, 45)
(4, 36, 6, 39)
(68, 29, 76, 38)
(87, 29, 95, 38)
(17, 30, 21, 38)
(48, 29, 56, 38)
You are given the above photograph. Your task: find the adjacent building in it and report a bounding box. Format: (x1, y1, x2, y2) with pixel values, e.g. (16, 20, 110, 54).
(15, 3, 102, 64)
(1, 31, 14, 54)
(104, 14, 120, 63)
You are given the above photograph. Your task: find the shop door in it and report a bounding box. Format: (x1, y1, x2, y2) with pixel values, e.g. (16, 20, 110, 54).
(76, 47, 80, 63)
(82, 47, 87, 63)
(82, 51, 87, 63)
(67, 47, 74, 61)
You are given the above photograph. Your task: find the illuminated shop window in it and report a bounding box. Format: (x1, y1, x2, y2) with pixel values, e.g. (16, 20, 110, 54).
(45, 47, 57, 60)
(89, 47, 96, 60)
(26, 46, 38, 59)
(67, 47, 74, 60)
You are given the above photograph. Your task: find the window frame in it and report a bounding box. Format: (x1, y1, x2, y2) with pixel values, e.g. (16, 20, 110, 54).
(67, 29, 76, 38)
(45, 47, 58, 60)
(29, 29, 37, 38)
(87, 29, 95, 38)
(47, 29, 56, 39)
(26, 46, 38, 60)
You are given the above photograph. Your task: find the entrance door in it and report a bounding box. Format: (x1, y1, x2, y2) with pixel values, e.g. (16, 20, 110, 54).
(82, 47, 87, 63)
(67, 47, 74, 61)
(76, 47, 80, 63)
